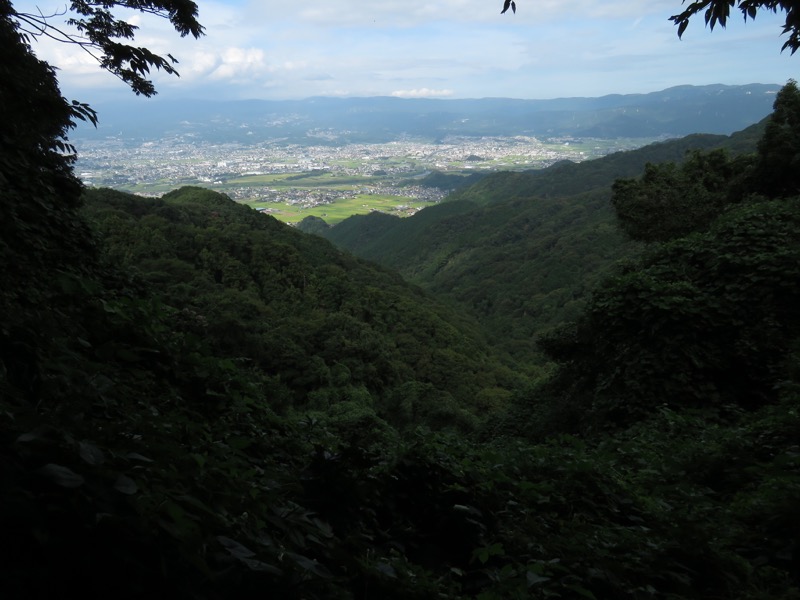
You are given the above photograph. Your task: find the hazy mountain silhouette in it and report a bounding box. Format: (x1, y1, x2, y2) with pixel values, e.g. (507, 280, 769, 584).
(74, 84, 780, 144)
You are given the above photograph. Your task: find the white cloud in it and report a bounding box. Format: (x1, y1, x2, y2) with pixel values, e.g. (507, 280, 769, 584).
(209, 47, 266, 79)
(11, 0, 799, 102)
(391, 88, 455, 98)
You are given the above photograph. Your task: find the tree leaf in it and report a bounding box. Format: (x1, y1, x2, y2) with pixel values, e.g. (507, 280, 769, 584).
(217, 536, 256, 559)
(376, 562, 397, 578)
(240, 557, 283, 575)
(125, 452, 154, 463)
(564, 584, 598, 599)
(38, 463, 84, 488)
(453, 503, 482, 516)
(16, 432, 40, 443)
(526, 570, 550, 586)
(79, 441, 105, 465)
(285, 551, 333, 578)
(114, 474, 138, 495)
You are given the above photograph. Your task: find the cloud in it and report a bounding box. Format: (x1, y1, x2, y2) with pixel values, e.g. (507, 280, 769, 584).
(209, 47, 267, 79)
(14, 0, 799, 102)
(304, 73, 335, 81)
(391, 88, 454, 98)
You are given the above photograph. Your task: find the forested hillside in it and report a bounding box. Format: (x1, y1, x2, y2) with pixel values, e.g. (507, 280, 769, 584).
(3, 0, 800, 597)
(320, 123, 767, 361)
(80, 185, 522, 428)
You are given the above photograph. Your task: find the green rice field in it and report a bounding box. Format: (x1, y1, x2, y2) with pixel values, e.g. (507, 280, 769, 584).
(247, 194, 432, 225)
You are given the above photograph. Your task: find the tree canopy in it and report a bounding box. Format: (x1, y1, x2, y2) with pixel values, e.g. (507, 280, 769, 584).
(751, 78, 800, 195)
(4, 1, 800, 598)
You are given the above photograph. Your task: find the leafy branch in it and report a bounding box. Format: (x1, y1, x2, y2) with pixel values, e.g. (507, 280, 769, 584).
(10, 0, 204, 96)
(671, 0, 800, 53)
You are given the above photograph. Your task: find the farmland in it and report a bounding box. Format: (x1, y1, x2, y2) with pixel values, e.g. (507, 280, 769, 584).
(76, 135, 660, 224)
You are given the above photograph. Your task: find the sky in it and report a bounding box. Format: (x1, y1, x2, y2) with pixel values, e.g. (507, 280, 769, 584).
(13, 0, 799, 102)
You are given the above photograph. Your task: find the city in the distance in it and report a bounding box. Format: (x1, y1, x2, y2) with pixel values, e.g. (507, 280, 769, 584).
(73, 83, 780, 225)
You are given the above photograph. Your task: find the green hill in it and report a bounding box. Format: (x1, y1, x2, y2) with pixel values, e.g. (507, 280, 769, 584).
(320, 123, 766, 361)
(4, 7, 799, 594)
(81, 186, 524, 428)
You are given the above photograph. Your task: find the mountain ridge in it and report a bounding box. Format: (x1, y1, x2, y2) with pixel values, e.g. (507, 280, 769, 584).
(73, 83, 781, 143)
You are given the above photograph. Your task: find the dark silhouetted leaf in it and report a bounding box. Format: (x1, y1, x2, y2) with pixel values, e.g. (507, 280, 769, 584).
(38, 463, 85, 488)
(285, 552, 333, 578)
(114, 474, 138, 495)
(79, 441, 105, 465)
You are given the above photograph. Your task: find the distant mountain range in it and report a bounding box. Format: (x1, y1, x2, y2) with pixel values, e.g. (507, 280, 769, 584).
(73, 84, 781, 144)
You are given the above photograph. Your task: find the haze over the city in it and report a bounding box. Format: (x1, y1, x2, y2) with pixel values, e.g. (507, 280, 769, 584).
(14, 0, 799, 103)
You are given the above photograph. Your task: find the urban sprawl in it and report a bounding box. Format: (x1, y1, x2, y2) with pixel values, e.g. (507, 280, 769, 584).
(74, 134, 648, 218)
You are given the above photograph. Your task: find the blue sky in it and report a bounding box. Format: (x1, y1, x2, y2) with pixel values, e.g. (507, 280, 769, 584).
(15, 0, 799, 101)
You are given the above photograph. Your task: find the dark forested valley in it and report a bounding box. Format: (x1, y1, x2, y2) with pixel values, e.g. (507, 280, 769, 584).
(3, 2, 800, 595)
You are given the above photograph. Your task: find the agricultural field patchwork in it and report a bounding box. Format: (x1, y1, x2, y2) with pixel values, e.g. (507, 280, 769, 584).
(76, 136, 660, 224)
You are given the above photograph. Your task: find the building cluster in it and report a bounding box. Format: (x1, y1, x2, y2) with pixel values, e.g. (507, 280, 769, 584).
(73, 134, 618, 207)
(77, 136, 600, 196)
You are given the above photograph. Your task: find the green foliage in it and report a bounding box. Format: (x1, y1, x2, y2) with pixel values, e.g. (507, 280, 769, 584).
(611, 149, 747, 242)
(326, 190, 638, 368)
(4, 11, 800, 597)
(536, 197, 800, 430)
(526, 81, 800, 431)
(751, 79, 800, 197)
(407, 169, 487, 191)
(322, 128, 761, 367)
(81, 186, 517, 429)
(1, 2, 98, 411)
(447, 132, 738, 205)
(296, 215, 331, 235)
(0, 1, 86, 243)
